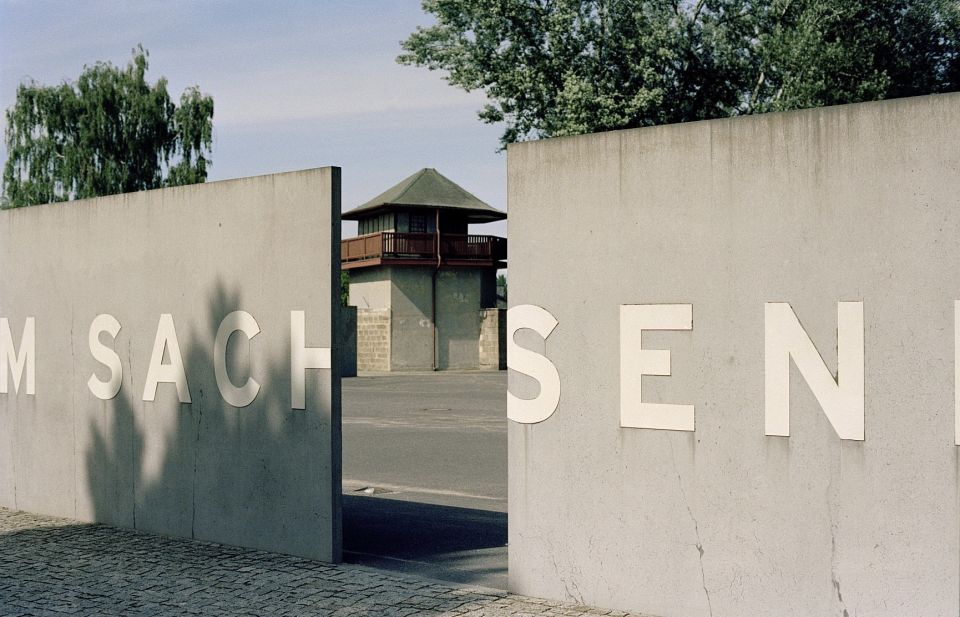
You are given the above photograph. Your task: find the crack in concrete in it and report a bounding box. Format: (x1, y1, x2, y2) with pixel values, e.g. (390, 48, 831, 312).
(543, 535, 584, 605)
(70, 320, 76, 516)
(827, 471, 849, 617)
(128, 339, 136, 530)
(831, 534, 850, 617)
(568, 575, 585, 605)
(191, 388, 203, 540)
(671, 442, 713, 617)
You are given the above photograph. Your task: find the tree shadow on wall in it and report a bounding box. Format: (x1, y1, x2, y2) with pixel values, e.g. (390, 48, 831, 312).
(84, 280, 338, 559)
(81, 280, 506, 589)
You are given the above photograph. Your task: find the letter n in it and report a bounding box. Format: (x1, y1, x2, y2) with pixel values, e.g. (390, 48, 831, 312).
(764, 302, 864, 441)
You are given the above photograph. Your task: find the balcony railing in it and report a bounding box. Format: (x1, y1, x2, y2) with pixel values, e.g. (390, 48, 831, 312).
(341, 232, 506, 265)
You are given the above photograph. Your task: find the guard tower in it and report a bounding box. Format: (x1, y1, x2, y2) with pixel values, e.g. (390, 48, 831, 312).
(341, 168, 507, 371)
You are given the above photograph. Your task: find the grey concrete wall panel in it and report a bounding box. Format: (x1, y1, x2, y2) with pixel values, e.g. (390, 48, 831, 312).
(340, 306, 357, 378)
(349, 265, 494, 370)
(389, 266, 436, 370)
(507, 94, 960, 616)
(0, 168, 342, 562)
(348, 269, 392, 310)
(436, 268, 483, 370)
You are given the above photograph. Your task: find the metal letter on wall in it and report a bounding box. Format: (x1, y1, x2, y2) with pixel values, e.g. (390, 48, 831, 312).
(0, 317, 35, 396)
(87, 314, 122, 400)
(290, 310, 331, 410)
(620, 304, 694, 431)
(214, 310, 262, 408)
(764, 302, 864, 440)
(507, 304, 561, 424)
(142, 313, 192, 404)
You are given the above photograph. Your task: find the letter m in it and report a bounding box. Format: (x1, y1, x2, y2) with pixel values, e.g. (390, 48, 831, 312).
(1, 317, 35, 395)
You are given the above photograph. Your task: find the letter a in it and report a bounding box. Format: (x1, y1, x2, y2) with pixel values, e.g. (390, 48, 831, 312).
(143, 314, 191, 403)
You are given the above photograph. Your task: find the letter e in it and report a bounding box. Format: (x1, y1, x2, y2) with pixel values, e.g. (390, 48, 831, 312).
(620, 304, 694, 431)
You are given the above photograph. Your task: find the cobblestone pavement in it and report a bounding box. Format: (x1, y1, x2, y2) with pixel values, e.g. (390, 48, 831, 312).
(0, 509, 652, 617)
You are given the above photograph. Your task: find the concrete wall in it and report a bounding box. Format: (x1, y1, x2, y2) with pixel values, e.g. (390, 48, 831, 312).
(479, 308, 506, 370)
(0, 168, 342, 562)
(351, 265, 494, 371)
(435, 268, 484, 370)
(348, 268, 391, 310)
(339, 306, 357, 378)
(507, 94, 960, 616)
(356, 308, 391, 372)
(389, 266, 436, 370)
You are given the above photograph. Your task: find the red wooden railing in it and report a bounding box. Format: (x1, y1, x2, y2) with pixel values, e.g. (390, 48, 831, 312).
(341, 232, 506, 263)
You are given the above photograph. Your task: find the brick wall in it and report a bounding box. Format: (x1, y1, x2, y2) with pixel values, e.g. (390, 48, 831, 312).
(356, 308, 391, 372)
(478, 308, 506, 370)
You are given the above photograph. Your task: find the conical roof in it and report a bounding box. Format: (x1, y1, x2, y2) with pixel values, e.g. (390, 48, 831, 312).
(343, 168, 506, 223)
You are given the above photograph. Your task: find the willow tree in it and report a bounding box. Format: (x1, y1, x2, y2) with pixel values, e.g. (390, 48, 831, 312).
(2, 46, 214, 208)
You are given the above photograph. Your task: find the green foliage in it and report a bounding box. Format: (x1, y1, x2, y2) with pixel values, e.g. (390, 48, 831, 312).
(750, 0, 960, 112)
(341, 270, 351, 307)
(399, 0, 960, 147)
(2, 46, 214, 208)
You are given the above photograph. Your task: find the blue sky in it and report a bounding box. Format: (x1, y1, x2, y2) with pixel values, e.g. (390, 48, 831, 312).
(0, 0, 507, 238)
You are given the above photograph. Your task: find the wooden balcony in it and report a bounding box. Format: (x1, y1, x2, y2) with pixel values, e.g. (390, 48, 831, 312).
(341, 232, 506, 270)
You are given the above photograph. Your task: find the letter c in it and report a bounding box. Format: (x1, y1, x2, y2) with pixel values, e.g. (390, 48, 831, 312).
(214, 311, 261, 408)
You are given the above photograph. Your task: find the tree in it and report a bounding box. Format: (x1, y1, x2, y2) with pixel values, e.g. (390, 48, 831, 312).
(341, 271, 351, 307)
(747, 0, 960, 112)
(2, 46, 214, 208)
(399, 0, 960, 148)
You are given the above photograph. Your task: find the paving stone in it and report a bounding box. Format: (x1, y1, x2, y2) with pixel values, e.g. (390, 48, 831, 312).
(0, 508, 654, 616)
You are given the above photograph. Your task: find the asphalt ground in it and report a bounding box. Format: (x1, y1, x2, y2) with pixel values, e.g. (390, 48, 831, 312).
(341, 372, 508, 589)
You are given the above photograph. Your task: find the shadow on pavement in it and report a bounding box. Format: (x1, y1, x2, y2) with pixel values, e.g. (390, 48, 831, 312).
(0, 511, 513, 616)
(342, 494, 508, 589)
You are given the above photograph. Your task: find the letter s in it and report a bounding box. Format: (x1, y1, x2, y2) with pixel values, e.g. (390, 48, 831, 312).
(87, 314, 122, 400)
(507, 304, 560, 424)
